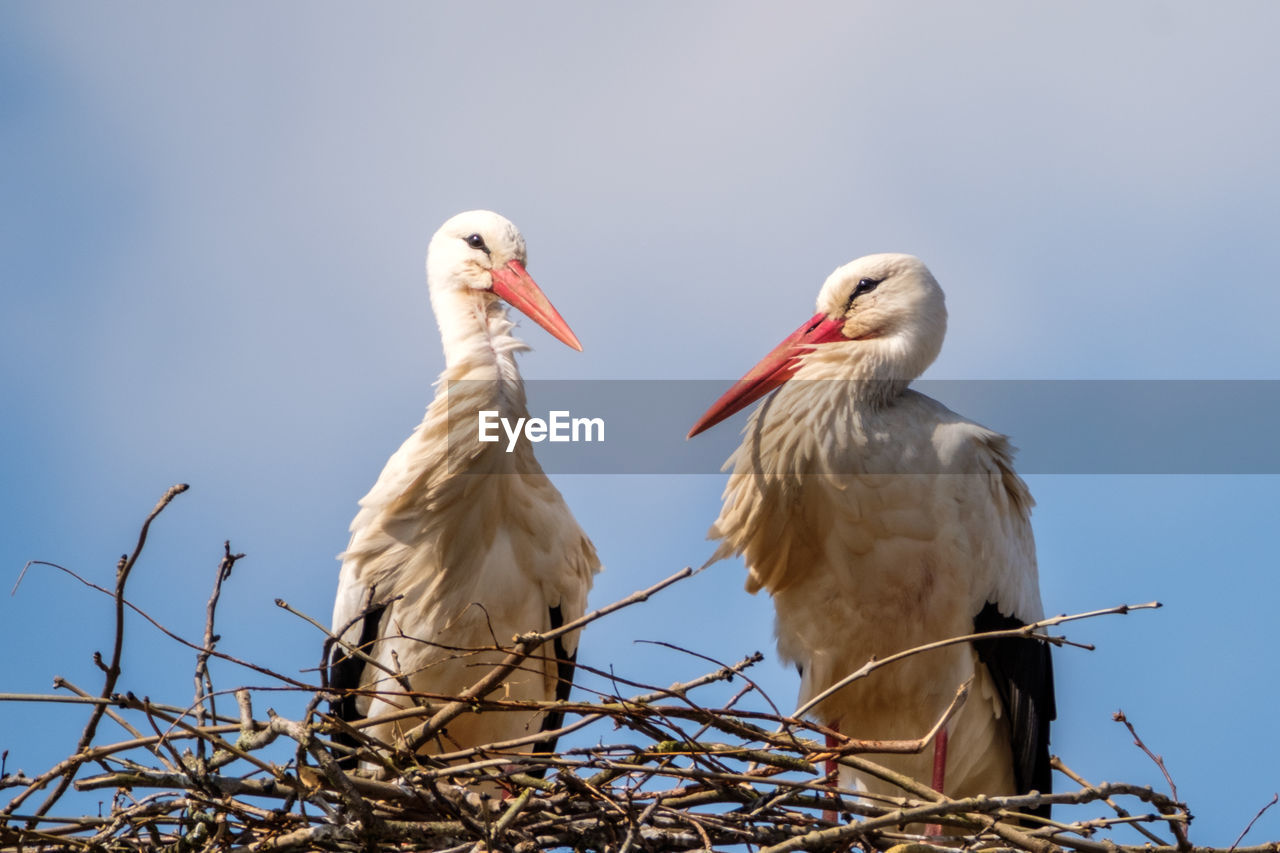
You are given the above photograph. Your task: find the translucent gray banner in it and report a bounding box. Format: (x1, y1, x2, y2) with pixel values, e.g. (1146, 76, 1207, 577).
(446, 380, 1280, 474)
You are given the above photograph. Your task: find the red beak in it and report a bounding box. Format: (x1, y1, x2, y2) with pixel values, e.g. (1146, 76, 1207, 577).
(688, 311, 847, 438)
(489, 260, 584, 351)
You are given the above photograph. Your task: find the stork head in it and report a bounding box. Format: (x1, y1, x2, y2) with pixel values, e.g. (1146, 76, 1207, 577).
(688, 253, 947, 437)
(427, 209, 582, 351)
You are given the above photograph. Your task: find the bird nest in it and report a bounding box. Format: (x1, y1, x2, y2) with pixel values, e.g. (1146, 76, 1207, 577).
(1, 485, 1273, 852)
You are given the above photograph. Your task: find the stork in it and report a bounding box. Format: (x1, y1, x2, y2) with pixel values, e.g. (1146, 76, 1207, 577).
(688, 253, 1053, 819)
(329, 210, 600, 770)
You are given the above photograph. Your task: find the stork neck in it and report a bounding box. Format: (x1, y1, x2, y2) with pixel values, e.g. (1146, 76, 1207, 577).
(431, 288, 527, 384)
(797, 337, 920, 409)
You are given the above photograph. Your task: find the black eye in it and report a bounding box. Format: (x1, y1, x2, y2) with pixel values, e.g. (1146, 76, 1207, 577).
(846, 277, 881, 308)
(465, 233, 489, 253)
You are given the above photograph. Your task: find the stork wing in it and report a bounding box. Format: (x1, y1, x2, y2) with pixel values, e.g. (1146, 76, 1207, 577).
(973, 602, 1056, 818)
(970, 429, 1055, 817)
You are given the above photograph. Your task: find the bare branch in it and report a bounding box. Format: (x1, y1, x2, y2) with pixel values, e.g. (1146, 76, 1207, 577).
(193, 541, 245, 737)
(6, 505, 1263, 853)
(6, 484, 188, 821)
(1233, 794, 1280, 852)
(797, 601, 1161, 719)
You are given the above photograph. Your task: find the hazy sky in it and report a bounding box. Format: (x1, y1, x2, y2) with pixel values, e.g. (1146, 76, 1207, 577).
(3, 3, 1278, 843)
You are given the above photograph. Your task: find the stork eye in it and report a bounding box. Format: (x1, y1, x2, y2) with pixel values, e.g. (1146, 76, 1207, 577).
(847, 277, 881, 306)
(465, 233, 489, 253)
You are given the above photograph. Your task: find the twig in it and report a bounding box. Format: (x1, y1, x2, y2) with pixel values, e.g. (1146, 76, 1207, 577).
(193, 541, 245, 740)
(797, 601, 1161, 719)
(400, 567, 694, 754)
(8, 519, 1266, 853)
(16, 554, 315, 690)
(1232, 793, 1279, 852)
(1114, 709, 1191, 850)
(7, 484, 187, 821)
(1052, 754, 1169, 846)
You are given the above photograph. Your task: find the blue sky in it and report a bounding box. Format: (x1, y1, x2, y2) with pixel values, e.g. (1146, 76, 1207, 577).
(3, 3, 1278, 843)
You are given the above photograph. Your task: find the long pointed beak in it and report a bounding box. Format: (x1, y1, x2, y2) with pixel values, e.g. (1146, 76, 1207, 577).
(489, 260, 584, 351)
(688, 311, 847, 438)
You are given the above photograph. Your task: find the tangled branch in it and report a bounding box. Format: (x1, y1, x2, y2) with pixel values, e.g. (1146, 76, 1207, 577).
(2, 486, 1274, 852)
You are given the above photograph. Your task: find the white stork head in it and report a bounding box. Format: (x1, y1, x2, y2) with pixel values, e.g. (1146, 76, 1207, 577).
(688, 253, 947, 436)
(426, 210, 582, 351)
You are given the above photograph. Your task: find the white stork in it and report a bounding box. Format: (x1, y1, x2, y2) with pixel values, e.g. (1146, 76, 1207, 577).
(329, 210, 600, 768)
(688, 253, 1053, 818)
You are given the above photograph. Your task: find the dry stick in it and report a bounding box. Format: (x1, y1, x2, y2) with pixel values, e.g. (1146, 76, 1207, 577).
(617, 699, 737, 785)
(1231, 793, 1279, 853)
(18, 722, 242, 800)
(639, 638, 789, 724)
(1114, 710, 1191, 852)
(234, 688, 256, 741)
(828, 679, 968, 766)
(796, 601, 1161, 720)
(8, 561, 1257, 853)
(617, 798, 662, 853)
(694, 680, 808, 798)
(0, 690, 239, 729)
(286, 592, 474, 770)
(616, 641, 776, 782)
(400, 567, 694, 754)
(493, 681, 954, 817)
(314, 600, 569, 672)
(759, 783, 1085, 853)
(49, 677, 169, 773)
(30, 712, 1003, 845)
(281, 593, 416, 695)
(674, 800, 716, 851)
(310, 625, 694, 750)
(491, 787, 534, 838)
(160, 732, 1249, 853)
(73, 768, 328, 802)
(468, 657, 766, 770)
(1067, 812, 1173, 834)
(378, 732, 844, 829)
(1114, 711, 1180, 803)
(593, 655, 793, 804)
(4, 484, 189, 821)
(0, 827, 96, 850)
(1052, 755, 1169, 847)
(135, 699, 194, 787)
(135, 696, 283, 780)
(268, 711, 377, 830)
(803, 680, 972, 821)
(193, 541, 244, 743)
(354, 681, 949, 788)
(413, 653, 767, 779)
(559, 651, 767, 721)
(50, 690, 271, 780)
(19, 555, 316, 692)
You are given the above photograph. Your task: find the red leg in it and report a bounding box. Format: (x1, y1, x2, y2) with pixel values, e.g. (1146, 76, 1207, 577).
(925, 727, 948, 835)
(931, 727, 947, 793)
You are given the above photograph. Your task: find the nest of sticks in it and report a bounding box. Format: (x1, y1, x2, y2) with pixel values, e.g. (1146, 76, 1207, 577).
(2, 485, 1274, 852)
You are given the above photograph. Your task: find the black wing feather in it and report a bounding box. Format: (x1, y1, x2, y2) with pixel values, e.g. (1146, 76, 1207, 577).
(973, 600, 1056, 819)
(529, 603, 577, 771)
(328, 596, 388, 767)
